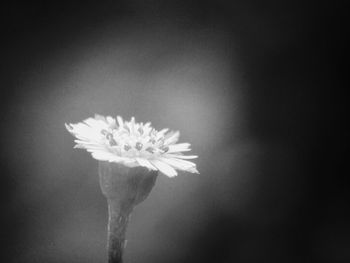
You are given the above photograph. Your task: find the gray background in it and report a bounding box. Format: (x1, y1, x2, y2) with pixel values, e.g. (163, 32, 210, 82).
(1, 1, 347, 262)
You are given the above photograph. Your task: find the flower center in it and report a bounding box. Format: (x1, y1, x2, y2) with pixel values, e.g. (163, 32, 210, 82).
(100, 121, 174, 159)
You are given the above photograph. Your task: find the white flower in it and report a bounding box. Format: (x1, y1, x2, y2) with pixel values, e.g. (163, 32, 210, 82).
(65, 115, 199, 177)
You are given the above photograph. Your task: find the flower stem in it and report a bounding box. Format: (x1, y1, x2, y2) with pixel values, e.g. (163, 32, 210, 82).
(107, 199, 133, 263)
(99, 162, 158, 262)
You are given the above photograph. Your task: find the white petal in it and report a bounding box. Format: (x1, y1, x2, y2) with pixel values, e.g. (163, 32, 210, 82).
(163, 157, 196, 168)
(106, 116, 116, 126)
(164, 131, 180, 145)
(150, 159, 178, 177)
(117, 116, 124, 127)
(74, 139, 103, 146)
(163, 154, 198, 159)
(94, 114, 106, 121)
(136, 158, 156, 170)
(156, 128, 169, 139)
(85, 146, 110, 152)
(91, 151, 116, 161)
(167, 143, 191, 153)
(143, 123, 152, 134)
(143, 122, 151, 129)
(84, 117, 108, 130)
(73, 144, 85, 149)
(187, 167, 199, 173)
(130, 117, 135, 133)
(69, 123, 102, 141)
(159, 157, 198, 174)
(122, 159, 139, 167)
(79, 144, 106, 151)
(65, 123, 73, 132)
(74, 134, 102, 143)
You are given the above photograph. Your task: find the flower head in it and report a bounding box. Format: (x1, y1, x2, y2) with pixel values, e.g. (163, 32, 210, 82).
(65, 115, 199, 177)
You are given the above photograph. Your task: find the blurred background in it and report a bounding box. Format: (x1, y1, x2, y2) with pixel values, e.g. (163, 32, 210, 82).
(0, 1, 347, 262)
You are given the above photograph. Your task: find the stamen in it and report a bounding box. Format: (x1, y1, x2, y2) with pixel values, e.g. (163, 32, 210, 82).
(158, 139, 164, 147)
(124, 144, 131, 151)
(135, 142, 143, 151)
(105, 133, 117, 146)
(161, 146, 169, 152)
(101, 129, 108, 135)
(145, 147, 154, 153)
(109, 138, 117, 146)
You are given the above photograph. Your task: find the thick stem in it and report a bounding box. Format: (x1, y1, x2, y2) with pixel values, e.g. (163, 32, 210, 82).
(99, 162, 158, 263)
(107, 199, 133, 263)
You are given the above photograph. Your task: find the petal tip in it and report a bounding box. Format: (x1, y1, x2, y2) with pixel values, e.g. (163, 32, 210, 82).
(65, 123, 73, 131)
